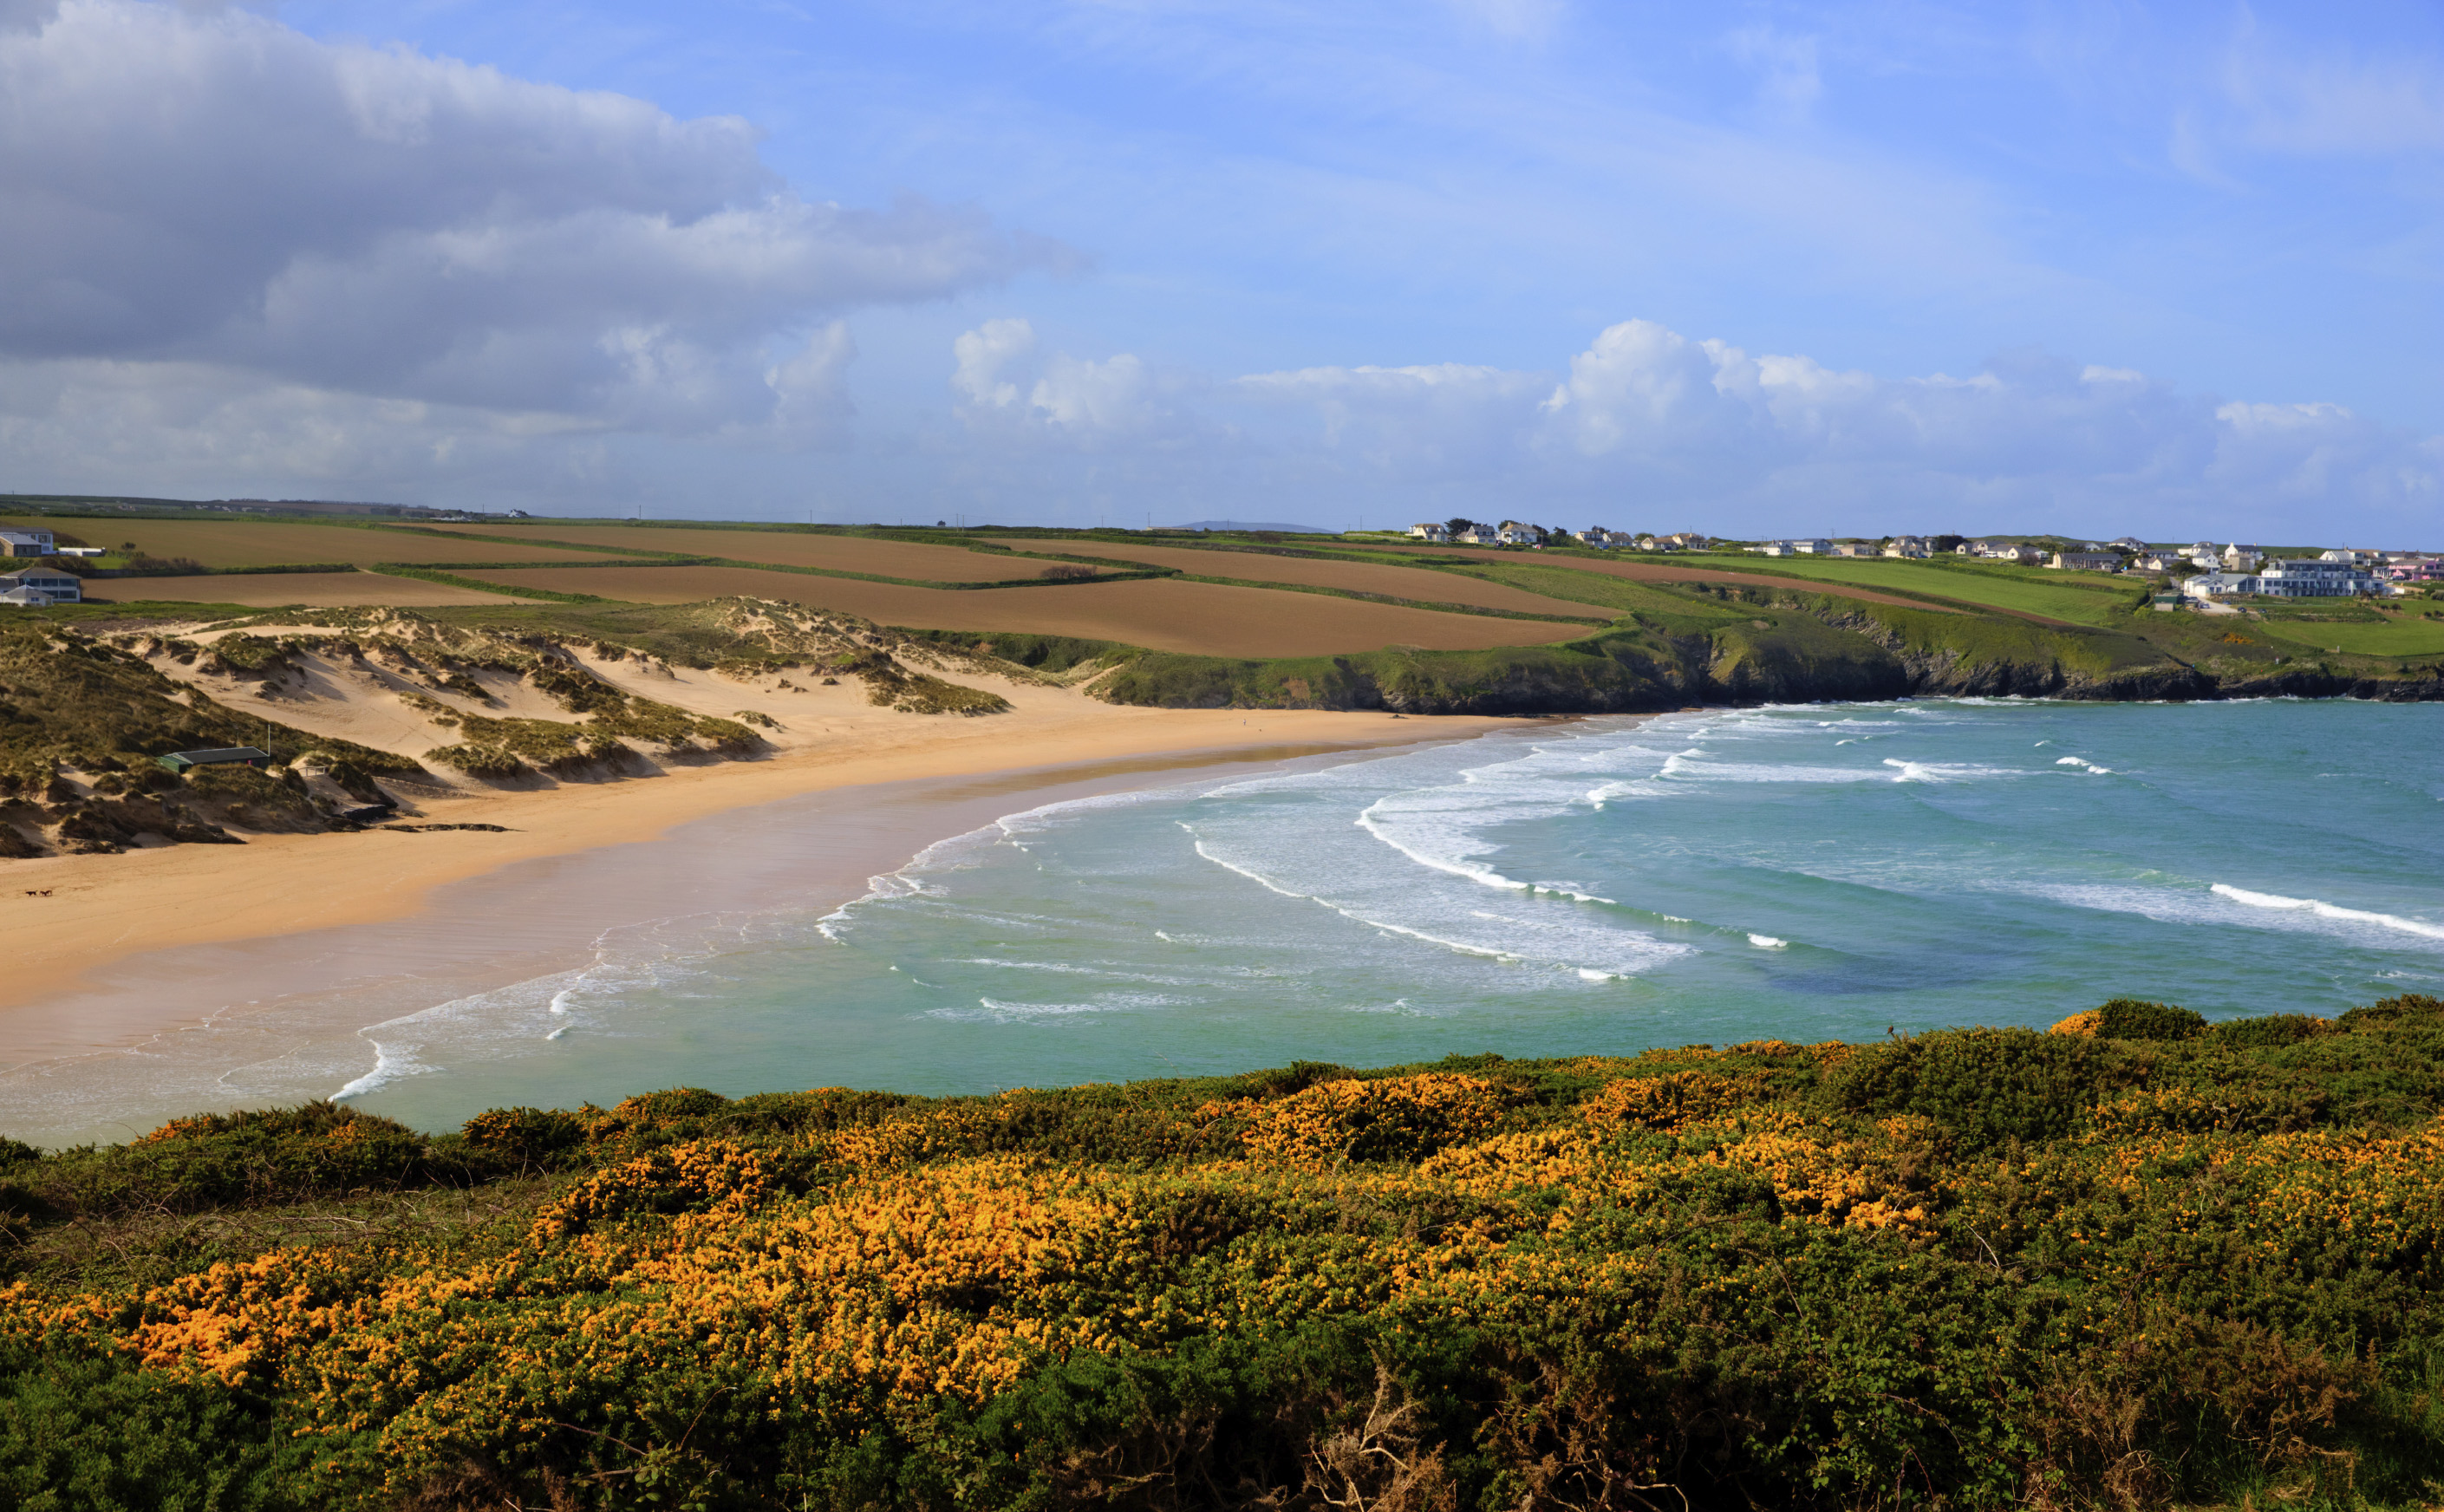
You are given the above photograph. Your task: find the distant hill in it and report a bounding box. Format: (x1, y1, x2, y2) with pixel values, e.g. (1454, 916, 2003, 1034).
(1170, 519, 1333, 533)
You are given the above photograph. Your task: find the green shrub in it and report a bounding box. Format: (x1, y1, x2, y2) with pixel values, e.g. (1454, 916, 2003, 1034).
(0, 1339, 290, 1512)
(2338, 993, 2444, 1033)
(2094, 996, 2207, 1040)
(2207, 1012, 2335, 1050)
(1822, 1026, 2126, 1148)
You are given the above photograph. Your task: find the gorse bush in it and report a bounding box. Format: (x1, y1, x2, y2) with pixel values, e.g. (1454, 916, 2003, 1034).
(7, 1000, 2444, 1509)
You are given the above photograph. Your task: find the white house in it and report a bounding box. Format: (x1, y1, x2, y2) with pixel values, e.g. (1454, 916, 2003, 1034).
(2222, 544, 2265, 570)
(2183, 570, 2258, 597)
(0, 567, 82, 604)
(0, 529, 56, 559)
(1408, 523, 1450, 543)
(2320, 548, 2380, 565)
(1494, 521, 1540, 545)
(2051, 551, 2120, 571)
(1883, 536, 1932, 557)
(2108, 537, 2147, 551)
(2258, 557, 2383, 597)
(1569, 528, 1625, 549)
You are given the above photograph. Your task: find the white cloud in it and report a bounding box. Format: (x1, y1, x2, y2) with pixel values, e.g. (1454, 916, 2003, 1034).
(0, 0, 1054, 440)
(951, 318, 1037, 410)
(1210, 318, 2444, 536)
(949, 319, 1179, 445)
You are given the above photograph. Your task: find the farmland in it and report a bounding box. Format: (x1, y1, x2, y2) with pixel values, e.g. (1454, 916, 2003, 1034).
(457, 566, 1598, 656)
(75, 571, 549, 609)
(1637, 552, 2137, 624)
(1360, 543, 2140, 622)
(987, 538, 1613, 617)
(426, 524, 1059, 582)
(0, 519, 608, 571)
(2247, 606, 2444, 658)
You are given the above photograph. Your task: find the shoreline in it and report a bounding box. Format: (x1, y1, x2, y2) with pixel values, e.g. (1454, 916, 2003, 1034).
(0, 707, 1526, 1142)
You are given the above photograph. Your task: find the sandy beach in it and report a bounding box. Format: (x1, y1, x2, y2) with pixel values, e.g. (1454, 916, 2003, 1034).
(0, 695, 1519, 1131)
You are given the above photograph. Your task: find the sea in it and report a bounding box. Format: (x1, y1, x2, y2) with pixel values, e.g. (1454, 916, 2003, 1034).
(324, 696, 2441, 1131)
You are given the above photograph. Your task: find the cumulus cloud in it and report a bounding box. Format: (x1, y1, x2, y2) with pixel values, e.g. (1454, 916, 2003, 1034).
(949, 318, 1181, 445)
(1217, 318, 2441, 536)
(0, 0, 1054, 443)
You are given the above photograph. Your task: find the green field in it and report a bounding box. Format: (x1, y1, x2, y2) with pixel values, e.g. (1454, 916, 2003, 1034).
(2249, 609, 2444, 657)
(1657, 552, 2146, 626)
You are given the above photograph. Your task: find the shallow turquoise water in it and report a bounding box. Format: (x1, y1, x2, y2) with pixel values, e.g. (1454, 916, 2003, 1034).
(357, 698, 2444, 1125)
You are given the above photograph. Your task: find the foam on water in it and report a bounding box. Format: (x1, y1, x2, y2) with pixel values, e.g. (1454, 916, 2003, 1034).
(2211, 884, 2444, 942)
(269, 697, 2442, 1130)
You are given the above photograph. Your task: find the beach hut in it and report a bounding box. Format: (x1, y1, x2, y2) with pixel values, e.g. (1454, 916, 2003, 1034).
(158, 746, 273, 772)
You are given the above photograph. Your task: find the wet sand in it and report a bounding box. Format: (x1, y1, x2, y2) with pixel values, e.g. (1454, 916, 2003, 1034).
(0, 710, 1515, 1144)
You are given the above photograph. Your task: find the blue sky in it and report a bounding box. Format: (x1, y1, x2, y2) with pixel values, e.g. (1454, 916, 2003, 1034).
(1, 0, 2440, 541)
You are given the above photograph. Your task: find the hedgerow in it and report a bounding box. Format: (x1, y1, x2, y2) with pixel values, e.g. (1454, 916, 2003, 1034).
(6, 1000, 2444, 1508)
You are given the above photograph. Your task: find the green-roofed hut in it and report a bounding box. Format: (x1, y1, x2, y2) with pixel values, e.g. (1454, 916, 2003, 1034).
(158, 746, 272, 772)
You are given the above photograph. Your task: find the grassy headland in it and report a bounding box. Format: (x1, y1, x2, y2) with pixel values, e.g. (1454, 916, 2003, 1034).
(6, 998, 2444, 1508)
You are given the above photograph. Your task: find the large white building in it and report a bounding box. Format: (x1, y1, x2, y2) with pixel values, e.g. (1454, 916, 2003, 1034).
(0, 567, 82, 604)
(2257, 557, 2384, 597)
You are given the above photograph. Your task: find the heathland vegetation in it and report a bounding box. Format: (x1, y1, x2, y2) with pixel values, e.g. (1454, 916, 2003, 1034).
(7, 998, 2444, 1508)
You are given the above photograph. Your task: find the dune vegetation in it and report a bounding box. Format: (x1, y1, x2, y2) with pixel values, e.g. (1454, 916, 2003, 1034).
(6, 997, 2444, 1509)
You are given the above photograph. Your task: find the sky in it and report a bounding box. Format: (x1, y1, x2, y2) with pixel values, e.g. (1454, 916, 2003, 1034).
(0, 0, 2440, 541)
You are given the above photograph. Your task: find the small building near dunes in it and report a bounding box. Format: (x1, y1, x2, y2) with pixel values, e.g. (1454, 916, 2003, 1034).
(158, 746, 274, 772)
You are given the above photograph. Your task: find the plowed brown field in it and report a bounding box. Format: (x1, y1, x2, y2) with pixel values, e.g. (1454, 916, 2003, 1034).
(425, 525, 1040, 583)
(985, 540, 1606, 619)
(458, 566, 1596, 655)
(1365, 545, 1959, 613)
(1, 519, 611, 570)
(75, 571, 548, 608)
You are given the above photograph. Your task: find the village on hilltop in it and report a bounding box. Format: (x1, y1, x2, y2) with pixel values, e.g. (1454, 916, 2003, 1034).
(1405, 519, 2440, 603)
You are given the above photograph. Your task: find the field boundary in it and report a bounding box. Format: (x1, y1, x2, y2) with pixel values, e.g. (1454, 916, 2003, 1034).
(366, 565, 616, 604)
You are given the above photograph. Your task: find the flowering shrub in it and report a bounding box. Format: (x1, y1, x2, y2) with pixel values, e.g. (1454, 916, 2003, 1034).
(9, 1001, 2444, 1509)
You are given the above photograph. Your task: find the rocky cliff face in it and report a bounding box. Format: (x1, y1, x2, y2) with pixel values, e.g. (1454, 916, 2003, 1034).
(1095, 603, 2437, 714)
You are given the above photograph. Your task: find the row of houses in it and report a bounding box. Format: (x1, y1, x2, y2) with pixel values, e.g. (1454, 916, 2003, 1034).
(1405, 522, 1714, 551)
(2184, 557, 2392, 599)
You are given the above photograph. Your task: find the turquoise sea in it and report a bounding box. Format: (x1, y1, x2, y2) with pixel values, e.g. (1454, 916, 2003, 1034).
(347, 697, 2444, 1130)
